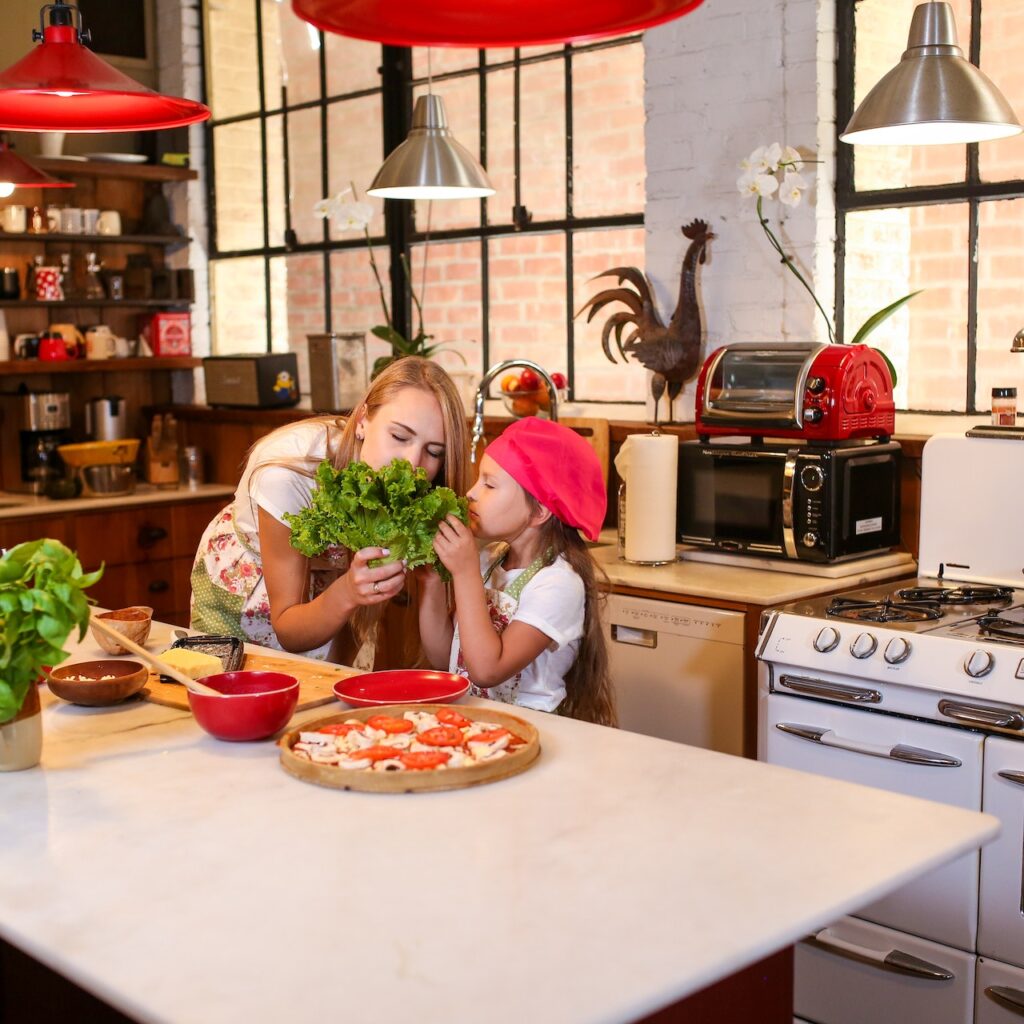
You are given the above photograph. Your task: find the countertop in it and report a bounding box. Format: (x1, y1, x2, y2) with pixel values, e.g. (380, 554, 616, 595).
(0, 622, 997, 1024)
(0, 482, 234, 520)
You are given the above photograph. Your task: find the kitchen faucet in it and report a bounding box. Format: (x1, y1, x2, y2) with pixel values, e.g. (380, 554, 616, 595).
(471, 359, 559, 463)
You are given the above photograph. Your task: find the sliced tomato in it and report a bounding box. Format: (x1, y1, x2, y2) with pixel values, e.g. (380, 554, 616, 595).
(417, 725, 464, 747)
(353, 745, 403, 762)
(436, 708, 471, 728)
(366, 714, 415, 734)
(399, 750, 451, 770)
(467, 728, 512, 745)
(318, 722, 365, 736)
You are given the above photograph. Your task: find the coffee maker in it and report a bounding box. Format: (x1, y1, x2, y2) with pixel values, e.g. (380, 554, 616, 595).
(0, 392, 72, 493)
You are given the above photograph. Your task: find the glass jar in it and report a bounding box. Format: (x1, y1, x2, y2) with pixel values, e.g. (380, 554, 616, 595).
(992, 387, 1017, 426)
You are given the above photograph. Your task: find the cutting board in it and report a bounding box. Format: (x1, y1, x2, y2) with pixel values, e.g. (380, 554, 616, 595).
(142, 653, 360, 712)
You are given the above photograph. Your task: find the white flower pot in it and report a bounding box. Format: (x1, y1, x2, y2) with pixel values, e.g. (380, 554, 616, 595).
(0, 684, 42, 772)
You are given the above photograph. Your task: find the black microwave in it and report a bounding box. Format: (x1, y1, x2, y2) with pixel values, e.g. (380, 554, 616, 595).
(676, 440, 902, 562)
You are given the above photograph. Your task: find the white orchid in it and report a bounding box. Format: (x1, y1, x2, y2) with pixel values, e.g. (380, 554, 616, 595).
(736, 170, 780, 198)
(313, 188, 374, 232)
(778, 170, 807, 207)
(780, 145, 804, 172)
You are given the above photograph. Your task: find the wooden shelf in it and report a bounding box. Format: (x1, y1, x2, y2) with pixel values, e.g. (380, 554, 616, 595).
(33, 158, 198, 183)
(0, 299, 191, 309)
(0, 232, 189, 247)
(0, 358, 201, 376)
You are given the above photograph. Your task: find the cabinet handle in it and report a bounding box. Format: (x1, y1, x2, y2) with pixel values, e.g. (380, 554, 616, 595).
(986, 987, 1024, 1017)
(148, 579, 170, 594)
(803, 930, 954, 981)
(137, 525, 168, 549)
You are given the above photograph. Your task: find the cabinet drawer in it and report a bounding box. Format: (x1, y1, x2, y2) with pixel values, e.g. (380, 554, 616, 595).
(171, 499, 225, 559)
(0, 516, 73, 550)
(75, 506, 175, 569)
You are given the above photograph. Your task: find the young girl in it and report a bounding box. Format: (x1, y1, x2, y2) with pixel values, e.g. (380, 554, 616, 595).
(419, 417, 616, 726)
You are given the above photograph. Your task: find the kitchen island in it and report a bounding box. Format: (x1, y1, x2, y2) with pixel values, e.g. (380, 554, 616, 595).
(0, 622, 998, 1024)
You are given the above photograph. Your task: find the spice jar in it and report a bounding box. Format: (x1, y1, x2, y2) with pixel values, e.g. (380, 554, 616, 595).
(991, 387, 1017, 426)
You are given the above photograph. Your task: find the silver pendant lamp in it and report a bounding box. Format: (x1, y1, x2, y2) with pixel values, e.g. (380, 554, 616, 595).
(840, 1, 1022, 146)
(367, 92, 494, 200)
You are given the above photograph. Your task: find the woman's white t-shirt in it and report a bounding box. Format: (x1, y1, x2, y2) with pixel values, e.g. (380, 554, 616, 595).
(449, 545, 585, 713)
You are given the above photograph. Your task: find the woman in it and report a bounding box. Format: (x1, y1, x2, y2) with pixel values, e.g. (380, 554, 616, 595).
(190, 356, 470, 667)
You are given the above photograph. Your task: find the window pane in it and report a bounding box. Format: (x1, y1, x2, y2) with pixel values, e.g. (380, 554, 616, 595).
(844, 204, 969, 411)
(260, 0, 284, 109)
(286, 106, 325, 246)
(572, 42, 644, 218)
(413, 47, 480, 77)
(979, 7, 1024, 182)
(326, 95, 385, 231)
(572, 226, 647, 402)
(488, 232, 567, 375)
(275, 1, 323, 106)
(325, 36, 382, 96)
(329, 246, 392, 371)
(211, 258, 267, 354)
(484, 67, 515, 227)
(976, 199, 1024, 412)
(412, 76, 483, 233)
(266, 114, 286, 247)
(487, 45, 564, 66)
(852, 0, 971, 191)
(213, 121, 265, 251)
(206, 0, 261, 120)
(268, 255, 290, 352)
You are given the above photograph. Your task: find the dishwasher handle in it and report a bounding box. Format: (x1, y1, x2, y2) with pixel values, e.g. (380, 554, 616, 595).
(610, 624, 657, 649)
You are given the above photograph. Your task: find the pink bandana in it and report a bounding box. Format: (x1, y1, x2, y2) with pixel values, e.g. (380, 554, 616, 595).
(486, 418, 607, 542)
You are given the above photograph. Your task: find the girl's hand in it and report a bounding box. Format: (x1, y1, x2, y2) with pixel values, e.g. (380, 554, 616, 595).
(432, 515, 479, 580)
(341, 547, 406, 605)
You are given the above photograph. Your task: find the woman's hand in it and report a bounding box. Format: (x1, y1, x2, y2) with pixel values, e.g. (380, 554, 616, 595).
(340, 547, 407, 606)
(432, 515, 479, 580)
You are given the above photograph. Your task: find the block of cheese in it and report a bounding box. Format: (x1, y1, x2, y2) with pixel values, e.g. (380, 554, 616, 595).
(158, 648, 222, 681)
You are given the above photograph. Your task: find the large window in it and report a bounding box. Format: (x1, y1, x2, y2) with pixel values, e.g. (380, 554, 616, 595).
(836, 0, 1024, 414)
(203, 1, 646, 403)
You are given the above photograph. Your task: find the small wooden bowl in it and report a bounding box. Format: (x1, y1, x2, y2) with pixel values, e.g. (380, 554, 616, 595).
(47, 660, 149, 706)
(90, 606, 153, 655)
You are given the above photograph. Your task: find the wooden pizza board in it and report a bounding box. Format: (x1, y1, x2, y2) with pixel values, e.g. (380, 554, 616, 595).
(142, 653, 361, 712)
(279, 704, 541, 794)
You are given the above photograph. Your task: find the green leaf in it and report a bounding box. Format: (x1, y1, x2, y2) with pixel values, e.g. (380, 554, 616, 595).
(848, 290, 922, 348)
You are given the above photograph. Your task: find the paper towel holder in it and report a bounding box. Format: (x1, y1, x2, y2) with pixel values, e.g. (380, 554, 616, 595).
(615, 430, 678, 566)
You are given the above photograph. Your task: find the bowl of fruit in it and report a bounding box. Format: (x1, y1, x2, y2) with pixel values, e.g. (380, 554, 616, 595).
(499, 369, 567, 419)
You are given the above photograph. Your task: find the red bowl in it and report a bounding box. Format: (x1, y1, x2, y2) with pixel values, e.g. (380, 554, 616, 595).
(187, 671, 299, 741)
(334, 669, 470, 708)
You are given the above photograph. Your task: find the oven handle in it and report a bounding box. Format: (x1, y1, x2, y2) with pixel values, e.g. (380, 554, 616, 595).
(778, 674, 882, 704)
(803, 930, 954, 981)
(781, 451, 798, 559)
(986, 986, 1024, 1016)
(938, 700, 1024, 731)
(997, 770, 1024, 788)
(776, 723, 962, 767)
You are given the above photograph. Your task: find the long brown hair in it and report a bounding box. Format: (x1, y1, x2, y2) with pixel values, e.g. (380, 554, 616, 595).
(532, 506, 617, 728)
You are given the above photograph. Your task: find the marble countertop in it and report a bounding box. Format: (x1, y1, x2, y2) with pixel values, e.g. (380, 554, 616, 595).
(0, 622, 997, 1024)
(0, 482, 234, 519)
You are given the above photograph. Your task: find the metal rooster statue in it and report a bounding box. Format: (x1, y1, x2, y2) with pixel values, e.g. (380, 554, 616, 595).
(577, 219, 714, 424)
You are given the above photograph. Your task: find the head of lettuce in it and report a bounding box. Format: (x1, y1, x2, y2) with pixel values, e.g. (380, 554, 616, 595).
(284, 458, 469, 581)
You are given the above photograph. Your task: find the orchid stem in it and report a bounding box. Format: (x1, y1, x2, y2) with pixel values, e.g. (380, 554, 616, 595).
(351, 180, 392, 331)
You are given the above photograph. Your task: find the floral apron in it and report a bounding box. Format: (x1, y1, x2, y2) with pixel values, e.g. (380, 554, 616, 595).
(189, 503, 350, 662)
(450, 544, 552, 706)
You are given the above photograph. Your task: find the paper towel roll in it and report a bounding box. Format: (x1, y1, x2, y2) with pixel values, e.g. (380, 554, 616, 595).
(613, 433, 678, 563)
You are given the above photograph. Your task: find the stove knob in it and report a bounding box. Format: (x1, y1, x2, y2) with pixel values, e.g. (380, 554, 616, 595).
(850, 632, 878, 659)
(965, 650, 995, 678)
(884, 637, 912, 665)
(813, 626, 840, 653)
(803, 407, 824, 424)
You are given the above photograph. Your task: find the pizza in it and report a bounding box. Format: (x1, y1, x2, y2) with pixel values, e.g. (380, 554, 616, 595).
(280, 703, 541, 792)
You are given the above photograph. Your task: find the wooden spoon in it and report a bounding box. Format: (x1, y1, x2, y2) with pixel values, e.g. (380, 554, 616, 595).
(89, 614, 223, 698)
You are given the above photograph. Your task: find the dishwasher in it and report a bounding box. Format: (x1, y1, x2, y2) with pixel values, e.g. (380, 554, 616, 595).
(601, 593, 745, 755)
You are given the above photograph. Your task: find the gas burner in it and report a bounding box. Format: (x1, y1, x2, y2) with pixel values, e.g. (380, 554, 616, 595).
(896, 585, 1014, 606)
(976, 614, 1024, 645)
(827, 598, 945, 624)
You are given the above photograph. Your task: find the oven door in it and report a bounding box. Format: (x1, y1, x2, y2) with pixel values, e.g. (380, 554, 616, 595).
(977, 958, 1024, 1023)
(766, 694, 984, 949)
(979, 736, 1024, 969)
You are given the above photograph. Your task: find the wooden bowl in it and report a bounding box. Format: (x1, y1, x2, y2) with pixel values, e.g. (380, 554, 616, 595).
(90, 606, 153, 655)
(47, 660, 149, 706)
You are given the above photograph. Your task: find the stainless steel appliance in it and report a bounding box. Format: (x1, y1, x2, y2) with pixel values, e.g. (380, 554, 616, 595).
(757, 433, 1024, 1024)
(0, 391, 71, 494)
(84, 395, 128, 440)
(695, 342, 897, 442)
(676, 438, 902, 562)
(307, 333, 367, 413)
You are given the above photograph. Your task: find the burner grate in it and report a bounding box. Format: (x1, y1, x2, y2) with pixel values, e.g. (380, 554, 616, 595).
(827, 597, 944, 624)
(977, 614, 1024, 645)
(896, 585, 1014, 607)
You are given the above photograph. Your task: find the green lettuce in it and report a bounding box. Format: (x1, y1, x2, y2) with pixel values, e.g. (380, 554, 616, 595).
(284, 458, 468, 580)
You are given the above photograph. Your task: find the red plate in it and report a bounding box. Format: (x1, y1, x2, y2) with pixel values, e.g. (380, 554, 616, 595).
(333, 670, 470, 708)
(292, 0, 705, 48)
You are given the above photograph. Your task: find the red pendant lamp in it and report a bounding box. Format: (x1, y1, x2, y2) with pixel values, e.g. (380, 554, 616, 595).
(292, 0, 706, 48)
(0, 1, 210, 133)
(0, 135, 73, 194)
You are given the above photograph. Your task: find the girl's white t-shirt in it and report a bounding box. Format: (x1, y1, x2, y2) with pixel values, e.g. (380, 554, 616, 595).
(449, 545, 585, 713)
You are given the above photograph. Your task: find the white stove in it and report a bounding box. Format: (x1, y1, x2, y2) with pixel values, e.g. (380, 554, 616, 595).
(757, 434, 1024, 1024)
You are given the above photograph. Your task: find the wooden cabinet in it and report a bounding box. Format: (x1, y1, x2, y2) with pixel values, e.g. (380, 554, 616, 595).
(0, 495, 225, 627)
